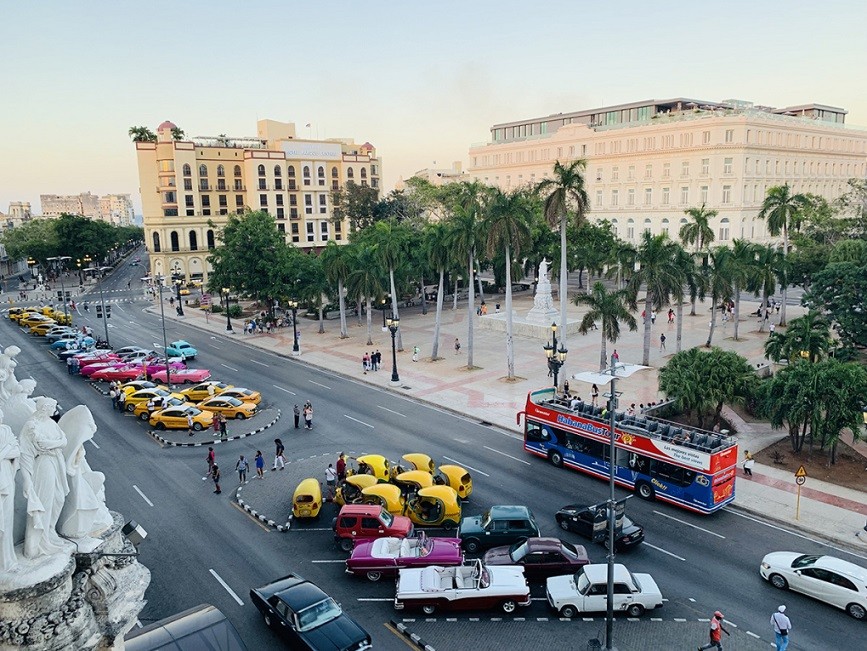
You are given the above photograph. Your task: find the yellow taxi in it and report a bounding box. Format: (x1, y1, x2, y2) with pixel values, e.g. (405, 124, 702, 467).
(124, 388, 185, 413)
(197, 396, 257, 420)
(120, 380, 167, 396)
(179, 381, 233, 403)
(7, 307, 28, 321)
(132, 396, 192, 420)
(30, 321, 59, 336)
(49, 310, 72, 325)
(19, 314, 56, 328)
(217, 387, 261, 405)
(149, 405, 214, 431)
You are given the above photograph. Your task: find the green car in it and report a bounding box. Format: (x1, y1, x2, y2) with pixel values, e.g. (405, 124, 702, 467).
(458, 505, 540, 554)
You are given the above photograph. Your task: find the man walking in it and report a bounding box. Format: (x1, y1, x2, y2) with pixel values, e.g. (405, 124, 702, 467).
(187, 411, 194, 436)
(211, 464, 222, 494)
(117, 390, 127, 413)
(293, 404, 300, 429)
(659, 333, 666, 352)
(303, 404, 313, 430)
(325, 463, 337, 500)
(698, 610, 729, 650)
(235, 455, 249, 483)
(272, 438, 285, 470)
(205, 447, 215, 479)
(771, 605, 791, 651)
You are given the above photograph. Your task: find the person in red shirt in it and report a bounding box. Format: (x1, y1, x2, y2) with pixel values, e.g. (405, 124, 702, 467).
(336, 452, 347, 482)
(699, 610, 730, 650)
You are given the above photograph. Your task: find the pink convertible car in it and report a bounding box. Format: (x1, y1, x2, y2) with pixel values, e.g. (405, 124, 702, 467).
(149, 367, 211, 384)
(345, 532, 463, 582)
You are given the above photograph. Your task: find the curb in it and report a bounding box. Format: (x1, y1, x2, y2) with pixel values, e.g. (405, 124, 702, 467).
(389, 620, 436, 651)
(148, 409, 281, 447)
(236, 480, 293, 532)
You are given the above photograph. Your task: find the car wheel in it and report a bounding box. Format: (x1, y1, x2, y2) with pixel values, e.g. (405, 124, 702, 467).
(559, 605, 577, 619)
(442, 520, 456, 531)
(126, 403, 135, 412)
(193, 422, 203, 431)
(340, 538, 354, 552)
(422, 604, 436, 615)
(155, 423, 166, 431)
(558, 518, 571, 532)
(846, 602, 866, 620)
(635, 481, 655, 501)
(550, 451, 563, 467)
(236, 413, 246, 420)
(501, 600, 517, 614)
(366, 571, 382, 582)
(627, 603, 645, 617)
(463, 538, 481, 554)
(768, 573, 788, 590)
(139, 413, 149, 421)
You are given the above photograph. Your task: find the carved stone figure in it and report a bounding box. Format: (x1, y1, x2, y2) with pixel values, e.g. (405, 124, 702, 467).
(18, 397, 69, 559)
(3, 377, 37, 436)
(59, 406, 112, 538)
(0, 346, 23, 403)
(526, 257, 559, 324)
(0, 407, 19, 572)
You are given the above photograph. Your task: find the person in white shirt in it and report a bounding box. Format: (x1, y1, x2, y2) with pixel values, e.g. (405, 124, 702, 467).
(771, 605, 792, 651)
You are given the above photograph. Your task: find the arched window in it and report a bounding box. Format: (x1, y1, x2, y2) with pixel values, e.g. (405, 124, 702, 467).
(152, 232, 161, 252)
(274, 165, 282, 177)
(189, 230, 198, 251)
(661, 218, 670, 236)
(347, 168, 355, 179)
(610, 219, 619, 237)
(233, 165, 242, 177)
(182, 164, 191, 177)
(287, 166, 296, 178)
(206, 229, 215, 249)
(331, 167, 338, 178)
(170, 231, 180, 252)
(303, 166, 310, 178)
(199, 164, 208, 177)
(217, 165, 225, 177)
(643, 218, 652, 234)
(360, 168, 367, 179)
(317, 166, 325, 178)
(258, 164, 265, 177)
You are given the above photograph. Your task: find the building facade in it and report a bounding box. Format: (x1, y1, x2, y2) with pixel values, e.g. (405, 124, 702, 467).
(0, 201, 32, 229)
(468, 98, 867, 244)
(134, 119, 381, 283)
(39, 192, 133, 226)
(97, 194, 135, 226)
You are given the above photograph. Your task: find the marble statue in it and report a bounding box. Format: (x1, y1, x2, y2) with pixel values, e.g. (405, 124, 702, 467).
(0, 407, 19, 572)
(3, 377, 37, 436)
(526, 257, 560, 324)
(18, 397, 69, 559)
(58, 406, 112, 538)
(0, 346, 23, 402)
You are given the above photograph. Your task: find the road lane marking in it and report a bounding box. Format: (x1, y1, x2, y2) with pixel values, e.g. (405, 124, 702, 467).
(135, 619, 142, 628)
(309, 380, 331, 389)
(483, 445, 531, 465)
(746, 631, 760, 639)
(311, 560, 345, 563)
(643, 542, 685, 561)
(209, 569, 244, 606)
(143, 332, 157, 340)
(132, 485, 153, 507)
(211, 344, 221, 349)
(251, 360, 269, 367)
(231, 502, 271, 531)
(220, 363, 239, 372)
(442, 455, 490, 477)
(653, 511, 725, 539)
(357, 598, 393, 602)
(272, 385, 296, 395)
(87, 439, 100, 449)
(377, 405, 406, 417)
(344, 415, 374, 428)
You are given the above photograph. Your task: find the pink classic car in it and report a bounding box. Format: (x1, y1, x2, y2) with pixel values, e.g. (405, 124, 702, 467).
(345, 532, 463, 582)
(149, 367, 211, 384)
(75, 352, 121, 367)
(80, 361, 125, 377)
(90, 365, 147, 382)
(141, 360, 187, 376)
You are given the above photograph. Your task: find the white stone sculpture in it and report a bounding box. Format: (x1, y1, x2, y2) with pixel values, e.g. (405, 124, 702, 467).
(18, 397, 69, 559)
(0, 407, 19, 572)
(526, 257, 560, 324)
(0, 346, 23, 402)
(58, 406, 112, 538)
(3, 377, 37, 436)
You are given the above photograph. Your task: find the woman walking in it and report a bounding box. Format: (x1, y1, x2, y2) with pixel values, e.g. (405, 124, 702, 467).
(211, 464, 222, 494)
(255, 451, 265, 479)
(273, 439, 285, 470)
(303, 404, 313, 430)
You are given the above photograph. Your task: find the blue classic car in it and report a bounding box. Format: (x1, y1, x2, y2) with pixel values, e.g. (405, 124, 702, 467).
(166, 340, 197, 360)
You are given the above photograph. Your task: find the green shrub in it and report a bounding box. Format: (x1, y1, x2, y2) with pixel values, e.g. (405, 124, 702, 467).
(228, 305, 243, 318)
(209, 304, 223, 314)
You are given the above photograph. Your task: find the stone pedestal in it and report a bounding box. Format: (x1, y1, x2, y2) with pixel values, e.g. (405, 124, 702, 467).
(478, 313, 583, 338)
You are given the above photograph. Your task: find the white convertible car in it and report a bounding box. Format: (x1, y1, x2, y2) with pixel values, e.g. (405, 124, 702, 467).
(546, 563, 663, 618)
(394, 559, 530, 615)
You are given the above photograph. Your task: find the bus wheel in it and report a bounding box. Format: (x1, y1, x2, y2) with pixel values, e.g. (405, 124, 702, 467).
(635, 481, 655, 501)
(549, 451, 563, 468)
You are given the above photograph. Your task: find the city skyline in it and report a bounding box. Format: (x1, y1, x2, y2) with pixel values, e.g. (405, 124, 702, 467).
(2, 0, 866, 214)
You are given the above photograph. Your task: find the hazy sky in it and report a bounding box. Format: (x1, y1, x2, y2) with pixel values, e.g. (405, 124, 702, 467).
(2, 1, 866, 214)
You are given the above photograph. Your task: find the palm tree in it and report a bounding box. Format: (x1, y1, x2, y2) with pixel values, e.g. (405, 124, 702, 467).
(128, 126, 156, 142)
(764, 310, 832, 364)
(627, 233, 682, 366)
(371, 219, 411, 350)
(346, 244, 385, 346)
(320, 241, 352, 338)
(670, 244, 696, 353)
(679, 204, 717, 316)
(170, 126, 185, 141)
(575, 282, 637, 371)
(758, 184, 809, 326)
(704, 247, 734, 348)
(752, 245, 786, 333)
(423, 222, 451, 360)
(536, 159, 590, 374)
(483, 188, 533, 379)
(727, 239, 759, 341)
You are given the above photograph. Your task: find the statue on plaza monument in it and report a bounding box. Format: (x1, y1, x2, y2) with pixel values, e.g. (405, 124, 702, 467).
(526, 257, 559, 325)
(0, 407, 19, 572)
(0, 346, 23, 402)
(3, 377, 37, 436)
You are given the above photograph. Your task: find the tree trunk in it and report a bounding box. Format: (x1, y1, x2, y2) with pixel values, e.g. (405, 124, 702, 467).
(732, 283, 741, 341)
(431, 269, 445, 359)
(558, 217, 568, 387)
(467, 252, 475, 368)
(780, 226, 788, 327)
(356, 293, 363, 327)
(676, 299, 684, 353)
(337, 279, 348, 338)
(475, 259, 485, 304)
(599, 328, 607, 372)
(578, 268, 584, 290)
(705, 296, 717, 347)
(504, 244, 514, 379)
(759, 291, 769, 332)
(389, 267, 403, 351)
(420, 274, 427, 315)
(318, 302, 325, 334)
(642, 292, 653, 366)
(365, 296, 373, 345)
(452, 278, 459, 311)
(712, 401, 724, 429)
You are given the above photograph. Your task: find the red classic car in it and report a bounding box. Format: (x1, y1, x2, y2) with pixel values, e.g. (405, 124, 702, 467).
(90, 365, 147, 382)
(80, 361, 125, 377)
(482, 537, 590, 581)
(149, 367, 211, 384)
(75, 352, 120, 367)
(346, 532, 462, 582)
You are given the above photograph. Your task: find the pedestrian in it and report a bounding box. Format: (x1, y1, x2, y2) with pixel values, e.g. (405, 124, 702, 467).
(211, 464, 222, 494)
(187, 411, 194, 436)
(373, 349, 380, 370)
(325, 464, 337, 500)
(212, 411, 221, 437)
(454, 338, 461, 355)
(495, 303, 500, 313)
(219, 414, 227, 441)
(769, 322, 776, 336)
(563, 380, 570, 397)
(641, 309, 646, 323)
(336, 452, 347, 482)
(205, 447, 215, 478)
(591, 384, 599, 407)
(771, 605, 791, 651)
(651, 310, 656, 325)
(254, 450, 265, 479)
(293, 404, 300, 428)
(627, 403, 636, 417)
(612, 349, 620, 363)
(698, 610, 729, 650)
(207, 383, 216, 398)
(117, 391, 126, 413)
(743, 451, 754, 477)
(304, 404, 313, 430)
(235, 455, 249, 483)
(273, 438, 285, 470)
(668, 308, 674, 324)
(362, 352, 370, 373)
(412, 345, 420, 362)
(66, 356, 75, 375)
(659, 333, 666, 351)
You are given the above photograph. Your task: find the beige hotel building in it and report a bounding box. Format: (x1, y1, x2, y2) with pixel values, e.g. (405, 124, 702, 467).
(468, 98, 867, 244)
(134, 119, 380, 283)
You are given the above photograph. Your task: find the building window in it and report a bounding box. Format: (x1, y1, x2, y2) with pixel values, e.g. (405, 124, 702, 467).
(258, 164, 266, 177)
(218, 195, 227, 208)
(217, 165, 225, 177)
(701, 158, 709, 176)
(152, 232, 161, 252)
(318, 166, 325, 184)
(291, 223, 299, 242)
(321, 221, 329, 241)
(216, 179, 226, 191)
(163, 191, 176, 204)
(662, 187, 670, 205)
(319, 195, 327, 213)
(189, 231, 198, 251)
(644, 164, 652, 179)
(277, 223, 285, 233)
(725, 129, 734, 143)
(182, 164, 191, 177)
(719, 218, 730, 241)
(360, 168, 367, 180)
(303, 166, 311, 185)
(260, 194, 268, 207)
(201, 195, 210, 208)
(681, 161, 689, 177)
(611, 167, 618, 181)
(277, 208, 285, 219)
(644, 218, 651, 235)
(644, 188, 652, 206)
(595, 190, 603, 207)
(236, 195, 244, 207)
(332, 180, 339, 190)
(184, 195, 194, 208)
(724, 157, 733, 174)
(289, 195, 297, 206)
(680, 186, 689, 204)
(207, 229, 215, 249)
(199, 179, 209, 191)
(288, 165, 295, 178)
(347, 168, 354, 180)
(628, 166, 635, 181)
(702, 131, 710, 144)
(258, 179, 267, 190)
(305, 194, 312, 214)
(700, 186, 709, 204)
(183, 179, 192, 191)
(306, 222, 314, 242)
(332, 166, 338, 178)
(610, 219, 618, 237)
(611, 190, 619, 206)
(170, 231, 179, 252)
(275, 179, 283, 190)
(274, 165, 282, 177)
(233, 179, 243, 191)
(663, 163, 670, 178)
(626, 219, 635, 240)
(276, 195, 284, 206)
(627, 189, 635, 206)
(661, 218, 670, 236)
(290, 208, 298, 219)
(234, 165, 242, 177)
(722, 185, 731, 204)
(199, 164, 208, 177)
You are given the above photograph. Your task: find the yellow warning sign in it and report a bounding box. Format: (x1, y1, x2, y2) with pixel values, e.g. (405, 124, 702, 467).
(795, 465, 808, 478)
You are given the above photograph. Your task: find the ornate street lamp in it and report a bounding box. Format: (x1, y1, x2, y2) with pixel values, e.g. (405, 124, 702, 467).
(223, 288, 233, 332)
(289, 300, 300, 355)
(172, 264, 184, 316)
(386, 313, 400, 385)
(380, 297, 388, 331)
(543, 322, 567, 389)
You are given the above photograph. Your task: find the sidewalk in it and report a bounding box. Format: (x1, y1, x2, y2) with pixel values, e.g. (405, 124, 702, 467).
(148, 291, 867, 551)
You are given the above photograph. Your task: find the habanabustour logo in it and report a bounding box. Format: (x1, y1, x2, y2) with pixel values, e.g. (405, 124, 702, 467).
(556, 413, 610, 437)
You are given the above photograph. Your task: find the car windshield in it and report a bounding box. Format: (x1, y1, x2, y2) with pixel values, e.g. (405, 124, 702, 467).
(792, 554, 821, 569)
(481, 511, 492, 529)
(560, 541, 580, 558)
(509, 541, 529, 562)
(296, 597, 342, 632)
(479, 567, 490, 589)
(419, 533, 431, 557)
(576, 572, 591, 594)
(380, 510, 394, 527)
(184, 408, 202, 416)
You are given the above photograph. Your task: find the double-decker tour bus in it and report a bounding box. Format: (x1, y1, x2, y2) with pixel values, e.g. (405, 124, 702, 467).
(518, 387, 737, 514)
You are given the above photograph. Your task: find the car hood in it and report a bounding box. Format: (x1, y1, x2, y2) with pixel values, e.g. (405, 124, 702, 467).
(546, 573, 576, 600)
(761, 551, 803, 567)
(483, 546, 515, 565)
(459, 515, 484, 536)
(487, 565, 528, 589)
(301, 614, 369, 651)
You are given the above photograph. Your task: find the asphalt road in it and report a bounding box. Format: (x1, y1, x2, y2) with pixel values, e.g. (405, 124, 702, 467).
(3, 251, 862, 650)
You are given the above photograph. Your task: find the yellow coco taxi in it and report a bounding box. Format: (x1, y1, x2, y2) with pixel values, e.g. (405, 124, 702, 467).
(179, 381, 234, 403)
(434, 465, 474, 500)
(361, 483, 405, 516)
(125, 388, 185, 413)
(217, 387, 261, 405)
(30, 322, 59, 336)
(292, 478, 323, 519)
(397, 453, 436, 475)
(198, 396, 257, 420)
(149, 405, 214, 431)
(392, 470, 434, 497)
(334, 474, 378, 506)
(351, 455, 392, 482)
(404, 486, 462, 529)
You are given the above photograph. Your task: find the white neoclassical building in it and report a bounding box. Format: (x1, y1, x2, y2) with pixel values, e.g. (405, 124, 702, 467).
(468, 98, 867, 244)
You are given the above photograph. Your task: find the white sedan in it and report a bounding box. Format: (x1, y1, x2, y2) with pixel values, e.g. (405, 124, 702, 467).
(760, 552, 867, 620)
(546, 563, 663, 618)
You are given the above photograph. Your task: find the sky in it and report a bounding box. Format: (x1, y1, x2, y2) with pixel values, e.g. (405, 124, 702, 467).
(2, 0, 866, 215)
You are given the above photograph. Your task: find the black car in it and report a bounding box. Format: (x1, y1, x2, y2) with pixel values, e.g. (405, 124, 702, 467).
(555, 504, 645, 550)
(250, 573, 372, 650)
(458, 505, 541, 554)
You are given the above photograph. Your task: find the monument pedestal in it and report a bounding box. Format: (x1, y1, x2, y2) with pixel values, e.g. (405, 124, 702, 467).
(478, 313, 583, 338)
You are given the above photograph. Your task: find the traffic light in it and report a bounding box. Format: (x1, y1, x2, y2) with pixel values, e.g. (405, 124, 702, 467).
(57, 291, 63, 300)
(96, 305, 102, 318)
(106, 305, 111, 319)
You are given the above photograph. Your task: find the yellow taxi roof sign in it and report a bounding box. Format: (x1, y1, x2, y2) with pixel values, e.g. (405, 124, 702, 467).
(795, 465, 808, 478)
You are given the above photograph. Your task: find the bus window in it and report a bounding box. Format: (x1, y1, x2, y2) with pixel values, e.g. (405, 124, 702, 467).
(653, 460, 696, 487)
(526, 421, 549, 443)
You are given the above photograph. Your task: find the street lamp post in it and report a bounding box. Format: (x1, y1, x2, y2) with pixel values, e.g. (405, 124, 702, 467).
(223, 288, 233, 332)
(172, 264, 184, 317)
(289, 300, 300, 355)
(380, 298, 388, 331)
(95, 258, 110, 346)
(154, 274, 172, 387)
(386, 313, 400, 385)
(46, 256, 72, 323)
(542, 322, 568, 389)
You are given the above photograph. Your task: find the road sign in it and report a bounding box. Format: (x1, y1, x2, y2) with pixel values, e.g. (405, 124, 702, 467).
(794, 465, 807, 518)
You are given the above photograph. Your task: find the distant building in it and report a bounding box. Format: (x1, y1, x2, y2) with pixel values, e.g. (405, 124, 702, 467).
(98, 194, 135, 226)
(39, 192, 133, 225)
(133, 119, 381, 283)
(469, 97, 867, 244)
(401, 161, 469, 188)
(0, 201, 32, 229)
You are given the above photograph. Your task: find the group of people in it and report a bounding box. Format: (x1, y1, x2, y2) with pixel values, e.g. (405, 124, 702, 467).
(205, 448, 267, 494)
(698, 606, 791, 651)
(292, 401, 314, 430)
(362, 350, 382, 373)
